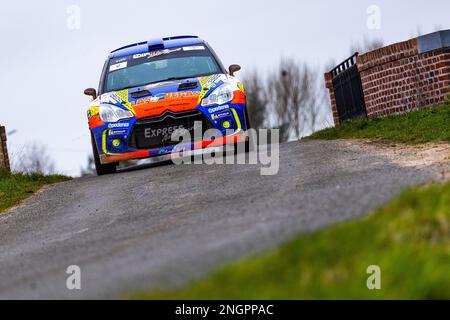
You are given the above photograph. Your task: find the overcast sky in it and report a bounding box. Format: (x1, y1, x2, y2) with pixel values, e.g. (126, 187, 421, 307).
(1, 0, 449, 176)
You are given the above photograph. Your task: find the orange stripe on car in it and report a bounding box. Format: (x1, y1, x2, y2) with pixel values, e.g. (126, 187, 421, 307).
(231, 90, 246, 105)
(132, 95, 200, 118)
(89, 115, 105, 129)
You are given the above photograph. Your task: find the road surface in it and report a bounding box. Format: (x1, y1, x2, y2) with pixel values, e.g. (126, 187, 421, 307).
(0, 140, 443, 299)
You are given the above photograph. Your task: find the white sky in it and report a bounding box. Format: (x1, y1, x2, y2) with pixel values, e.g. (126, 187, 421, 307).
(1, 0, 449, 176)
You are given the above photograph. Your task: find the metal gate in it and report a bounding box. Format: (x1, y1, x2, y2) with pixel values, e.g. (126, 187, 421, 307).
(331, 53, 367, 122)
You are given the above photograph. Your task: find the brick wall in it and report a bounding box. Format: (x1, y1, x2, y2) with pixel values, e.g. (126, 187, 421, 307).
(0, 126, 11, 171)
(357, 38, 450, 118)
(325, 30, 450, 125)
(324, 72, 339, 125)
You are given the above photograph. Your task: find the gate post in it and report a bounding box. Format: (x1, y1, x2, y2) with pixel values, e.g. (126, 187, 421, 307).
(324, 71, 340, 126)
(0, 126, 11, 171)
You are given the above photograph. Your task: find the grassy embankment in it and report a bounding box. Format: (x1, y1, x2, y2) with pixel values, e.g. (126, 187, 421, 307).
(306, 103, 450, 144)
(132, 103, 450, 299)
(0, 169, 70, 213)
(132, 182, 450, 299)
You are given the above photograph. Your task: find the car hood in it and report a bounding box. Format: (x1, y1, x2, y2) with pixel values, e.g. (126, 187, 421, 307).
(98, 74, 230, 118)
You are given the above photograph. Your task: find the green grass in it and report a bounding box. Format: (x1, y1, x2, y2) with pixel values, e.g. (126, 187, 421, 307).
(0, 169, 70, 213)
(306, 103, 450, 144)
(131, 182, 450, 300)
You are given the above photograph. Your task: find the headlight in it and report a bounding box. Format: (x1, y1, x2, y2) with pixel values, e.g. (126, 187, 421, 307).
(201, 84, 234, 107)
(99, 104, 133, 122)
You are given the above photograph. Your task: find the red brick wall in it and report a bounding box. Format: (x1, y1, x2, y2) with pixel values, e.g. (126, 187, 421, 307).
(324, 72, 339, 126)
(0, 126, 11, 171)
(357, 39, 450, 118)
(325, 31, 450, 125)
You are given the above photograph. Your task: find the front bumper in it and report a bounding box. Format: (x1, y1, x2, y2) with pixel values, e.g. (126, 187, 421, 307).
(100, 131, 246, 164)
(92, 104, 248, 164)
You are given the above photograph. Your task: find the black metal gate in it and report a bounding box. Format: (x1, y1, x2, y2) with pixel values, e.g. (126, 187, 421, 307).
(331, 53, 367, 122)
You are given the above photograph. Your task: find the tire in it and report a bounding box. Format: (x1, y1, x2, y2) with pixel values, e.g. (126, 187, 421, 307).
(244, 106, 252, 130)
(234, 139, 255, 154)
(243, 107, 256, 153)
(91, 133, 117, 176)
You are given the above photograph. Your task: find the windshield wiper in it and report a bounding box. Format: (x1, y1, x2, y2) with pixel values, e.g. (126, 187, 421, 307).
(159, 76, 193, 82)
(110, 76, 201, 92)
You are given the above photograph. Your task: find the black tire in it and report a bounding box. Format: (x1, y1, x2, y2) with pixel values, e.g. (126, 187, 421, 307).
(234, 139, 255, 154)
(244, 106, 252, 130)
(243, 107, 256, 153)
(91, 133, 117, 176)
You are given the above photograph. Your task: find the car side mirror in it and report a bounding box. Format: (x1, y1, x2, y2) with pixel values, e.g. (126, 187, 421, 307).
(228, 64, 241, 76)
(84, 88, 97, 99)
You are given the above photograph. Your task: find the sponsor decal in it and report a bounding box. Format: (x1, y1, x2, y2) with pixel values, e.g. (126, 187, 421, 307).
(165, 91, 200, 99)
(211, 111, 230, 120)
(107, 123, 130, 128)
(109, 129, 127, 135)
(131, 91, 199, 107)
(208, 105, 229, 114)
(109, 61, 127, 72)
(182, 45, 205, 51)
(131, 98, 149, 107)
(133, 48, 182, 60)
(200, 74, 222, 89)
(111, 57, 127, 64)
(145, 122, 202, 143)
(145, 125, 185, 139)
(101, 92, 124, 104)
(198, 74, 226, 102)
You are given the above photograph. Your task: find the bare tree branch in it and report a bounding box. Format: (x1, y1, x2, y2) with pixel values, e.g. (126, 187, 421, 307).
(350, 36, 384, 55)
(11, 143, 56, 174)
(242, 70, 268, 129)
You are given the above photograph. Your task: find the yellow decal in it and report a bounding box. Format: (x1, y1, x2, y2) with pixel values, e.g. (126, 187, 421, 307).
(88, 106, 99, 118)
(116, 89, 135, 114)
(231, 108, 242, 132)
(102, 130, 108, 154)
(198, 75, 217, 103)
(115, 89, 129, 103)
(237, 82, 245, 94)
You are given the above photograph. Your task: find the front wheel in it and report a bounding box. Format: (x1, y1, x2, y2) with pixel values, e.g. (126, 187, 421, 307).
(244, 106, 252, 130)
(243, 107, 255, 152)
(91, 133, 117, 176)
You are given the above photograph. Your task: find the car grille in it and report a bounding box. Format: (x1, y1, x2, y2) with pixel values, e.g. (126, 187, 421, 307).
(130, 110, 213, 150)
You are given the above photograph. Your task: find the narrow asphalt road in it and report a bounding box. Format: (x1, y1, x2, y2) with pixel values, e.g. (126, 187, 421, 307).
(0, 140, 438, 299)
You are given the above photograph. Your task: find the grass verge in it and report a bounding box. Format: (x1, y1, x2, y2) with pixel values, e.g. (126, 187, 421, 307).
(131, 182, 450, 299)
(0, 169, 70, 213)
(305, 103, 450, 144)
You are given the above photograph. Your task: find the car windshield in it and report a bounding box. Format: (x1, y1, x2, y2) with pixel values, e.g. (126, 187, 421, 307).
(105, 45, 221, 92)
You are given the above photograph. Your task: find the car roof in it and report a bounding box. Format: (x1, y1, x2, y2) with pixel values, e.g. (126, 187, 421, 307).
(109, 35, 205, 59)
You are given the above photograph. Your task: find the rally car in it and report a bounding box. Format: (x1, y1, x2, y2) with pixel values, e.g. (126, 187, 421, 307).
(84, 35, 251, 175)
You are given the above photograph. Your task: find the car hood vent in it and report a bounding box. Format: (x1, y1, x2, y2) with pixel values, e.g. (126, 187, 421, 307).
(178, 81, 198, 91)
(130, 90, 151, 99)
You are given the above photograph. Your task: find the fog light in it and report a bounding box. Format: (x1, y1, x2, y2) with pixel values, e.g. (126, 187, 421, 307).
(222, 120, 231, 129)
(112, 139, 121, 147)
